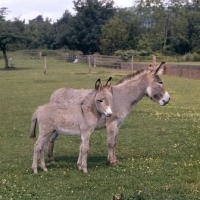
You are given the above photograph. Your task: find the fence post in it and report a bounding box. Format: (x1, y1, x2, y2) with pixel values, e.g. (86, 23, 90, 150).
(88, 55, 91, 74)
(39, 52, 42, 59)
(131, 56, 134, 70)
(153, 55, 156, 65)
(94, 54, 96, 67)
(44, 56, 47, 74)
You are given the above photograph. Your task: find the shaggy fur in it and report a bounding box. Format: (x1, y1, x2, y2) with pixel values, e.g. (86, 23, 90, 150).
(30, 78, 113, 174)
(48, 62, 170, 165)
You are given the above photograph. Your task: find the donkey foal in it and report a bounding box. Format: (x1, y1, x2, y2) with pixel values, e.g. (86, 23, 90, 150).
(30, 78, 112, 174)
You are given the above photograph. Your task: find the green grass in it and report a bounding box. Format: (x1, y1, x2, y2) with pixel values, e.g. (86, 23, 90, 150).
(0, 54, 200, 199)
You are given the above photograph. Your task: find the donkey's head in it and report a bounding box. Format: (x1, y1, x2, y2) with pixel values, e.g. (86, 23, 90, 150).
(94, 77, 113, 117)
(146, 61, 170, 106)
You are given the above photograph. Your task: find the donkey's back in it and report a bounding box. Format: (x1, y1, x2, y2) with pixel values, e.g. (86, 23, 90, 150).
(50, 87, 92, 104)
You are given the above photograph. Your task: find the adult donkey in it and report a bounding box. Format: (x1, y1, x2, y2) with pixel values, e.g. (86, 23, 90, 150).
(48, 61, 170, 165)
(30, 78, 113, 173)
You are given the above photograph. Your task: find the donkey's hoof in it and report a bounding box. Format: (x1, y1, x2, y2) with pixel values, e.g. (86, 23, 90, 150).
(32, 168, 38, 174)
(109, 160, 119, 165)
(48, 158, 55, 163)
(83, 168, 88, 173)
(77, 164, 82, 170)
(43, 168, 48, 172)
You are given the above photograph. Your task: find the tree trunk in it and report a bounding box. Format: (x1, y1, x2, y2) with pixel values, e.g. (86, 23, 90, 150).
(1, 45, 9, 69)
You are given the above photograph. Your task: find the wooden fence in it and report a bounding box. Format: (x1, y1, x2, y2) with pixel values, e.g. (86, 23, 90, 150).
(62, 54, 121, 68)
(62, 54, 88, 63)
(94, 55, 121, 68)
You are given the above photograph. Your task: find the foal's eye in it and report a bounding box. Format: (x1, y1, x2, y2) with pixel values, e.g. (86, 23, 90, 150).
(159, 81, 163, 84)
(98, 100, 103, 103)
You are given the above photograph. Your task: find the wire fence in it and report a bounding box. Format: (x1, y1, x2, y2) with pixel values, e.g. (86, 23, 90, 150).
(1, 50, 200, 79)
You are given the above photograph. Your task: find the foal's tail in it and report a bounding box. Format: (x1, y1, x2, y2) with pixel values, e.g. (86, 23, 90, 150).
(30, 111, 37, 138)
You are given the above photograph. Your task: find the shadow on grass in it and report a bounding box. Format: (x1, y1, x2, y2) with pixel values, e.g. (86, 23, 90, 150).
(47, 155, 108, 170)
(0, 67, 32, 71)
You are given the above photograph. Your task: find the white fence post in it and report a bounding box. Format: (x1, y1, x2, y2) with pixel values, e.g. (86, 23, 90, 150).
(88, 55, 91, 74)
(153, 55, 156, 65)
(131, 56, 134, 70)
(44, 56, 47, 74)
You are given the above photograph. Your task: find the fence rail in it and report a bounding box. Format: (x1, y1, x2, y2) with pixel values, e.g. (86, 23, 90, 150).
(94, 55, 121, 68)
(62, 54, 121, 68)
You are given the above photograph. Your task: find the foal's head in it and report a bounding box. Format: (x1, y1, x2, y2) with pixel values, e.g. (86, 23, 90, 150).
(94, 77, 113, 117)
(146, 61, 170, 106)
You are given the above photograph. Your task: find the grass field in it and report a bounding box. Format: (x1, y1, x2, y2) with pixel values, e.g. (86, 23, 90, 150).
(0, 54, 200, 199)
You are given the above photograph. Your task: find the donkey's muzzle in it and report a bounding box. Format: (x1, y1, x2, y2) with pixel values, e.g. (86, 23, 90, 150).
(159, 91, 170, 106)
(105, 107, 112, 117)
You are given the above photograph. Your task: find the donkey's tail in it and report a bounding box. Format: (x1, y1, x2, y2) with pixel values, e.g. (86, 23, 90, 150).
(30, 111, 37, 138)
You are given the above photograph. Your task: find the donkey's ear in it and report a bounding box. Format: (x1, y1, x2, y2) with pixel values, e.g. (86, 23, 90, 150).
(103, 77, 112, 88)
(95, 78, 102, 91)
(149, 64, 153, 71)
(152, 61, 165, 74)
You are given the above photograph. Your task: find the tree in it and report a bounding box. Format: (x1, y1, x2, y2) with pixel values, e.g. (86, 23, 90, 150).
(26, 15, 55, 49)
(100, 9, 141, 55)
(67, 0, 116, 54)
(100, 14, 127, 55)
(0, 7, 8, 20)
(0, 17, 27, 68)
(53, 10, 73, 49)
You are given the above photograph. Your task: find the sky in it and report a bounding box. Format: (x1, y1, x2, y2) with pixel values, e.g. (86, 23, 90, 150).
(0, 0, 134, 23)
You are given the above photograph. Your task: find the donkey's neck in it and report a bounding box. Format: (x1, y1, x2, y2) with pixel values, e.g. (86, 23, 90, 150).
(112, 72, 149, 112)
(81, 92, 102, 122)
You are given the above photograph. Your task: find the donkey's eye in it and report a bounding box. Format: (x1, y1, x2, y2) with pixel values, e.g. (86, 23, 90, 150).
(98, 100, 103, 103)
(159, 81, 163, 84)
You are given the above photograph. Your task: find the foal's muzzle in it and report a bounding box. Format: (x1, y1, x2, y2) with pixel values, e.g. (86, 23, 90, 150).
(105, 107, 112, 117)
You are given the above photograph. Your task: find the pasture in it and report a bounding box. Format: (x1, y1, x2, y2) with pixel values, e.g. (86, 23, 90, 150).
(0, 54, 200, 199)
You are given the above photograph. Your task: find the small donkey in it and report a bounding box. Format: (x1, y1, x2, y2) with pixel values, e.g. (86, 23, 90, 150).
(30, 78, 113, 173)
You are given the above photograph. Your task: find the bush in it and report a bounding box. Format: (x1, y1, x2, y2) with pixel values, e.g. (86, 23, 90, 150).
(193, 52, 200, 61)
(114, 50, 150, 61)
(180, 53, 193, 61)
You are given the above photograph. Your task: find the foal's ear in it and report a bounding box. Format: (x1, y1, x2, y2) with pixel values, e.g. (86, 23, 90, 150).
(149, 64, 153, 71)
(151, 61, 165, 74)
(95, 78, 102, 91)
(103, 77, 112, 88)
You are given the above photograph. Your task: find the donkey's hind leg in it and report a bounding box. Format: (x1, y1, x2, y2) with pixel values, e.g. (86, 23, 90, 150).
(32, 134, 49, 174)
(32, 137, 46, 174)
(32, 141, 40, 174)
(48, 132, 58, 162)
(40, 135, 52, 172)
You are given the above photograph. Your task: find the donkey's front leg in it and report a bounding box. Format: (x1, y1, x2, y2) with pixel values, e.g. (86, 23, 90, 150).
(77, 133, 91, 173)
(107, 122, 119, 165)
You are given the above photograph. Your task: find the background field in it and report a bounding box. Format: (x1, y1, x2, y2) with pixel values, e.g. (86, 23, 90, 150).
(0, 54, 200, 199)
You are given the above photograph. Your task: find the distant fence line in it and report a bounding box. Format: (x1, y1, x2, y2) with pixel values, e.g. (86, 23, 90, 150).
(7, 50, 200, 79)
(62, 54, 121, 68)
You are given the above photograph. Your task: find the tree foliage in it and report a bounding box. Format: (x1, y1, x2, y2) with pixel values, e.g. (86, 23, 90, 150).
(0, 8, 28, 68)
(1, 0, 200, 64)
(100, 9, 142, 55)
(67, 0, 116, 54)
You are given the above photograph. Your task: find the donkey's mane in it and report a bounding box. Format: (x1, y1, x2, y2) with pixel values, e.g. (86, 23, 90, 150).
(116, 69, 148, 85)
(81, 90, 96, 105)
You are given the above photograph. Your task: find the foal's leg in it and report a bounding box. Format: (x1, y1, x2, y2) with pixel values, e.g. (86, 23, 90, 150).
(77, 132, 91, 173)
(32, 135, 48, 174)
(32, 140, 40, 174)
(106, 122, 119, 165)
(48, 132, 58, 162)
(40, 134, 52, 172)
